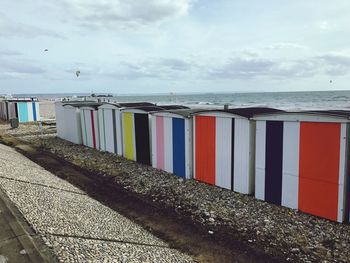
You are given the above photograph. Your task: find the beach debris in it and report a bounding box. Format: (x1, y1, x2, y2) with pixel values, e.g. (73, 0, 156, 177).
(76, 70, 81, 77)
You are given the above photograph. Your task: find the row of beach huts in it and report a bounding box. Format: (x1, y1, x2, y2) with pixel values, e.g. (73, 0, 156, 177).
(0, 100, 336, 223)
(0, 98, 40, 123)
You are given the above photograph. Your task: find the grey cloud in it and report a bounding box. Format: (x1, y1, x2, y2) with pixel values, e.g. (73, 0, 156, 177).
(160, 58, 191, 71)
(317, 54, 350, 76)
(208, 53, 350, 80)
(61, 0, 192, 29)
(0, 13, 63, 38)
(318, 54, 350, 66)
(0, 60, 46, 78)
(0, 49, 22, 56)
(266, 43, 308, 50)
(101, 57, 194, 80)
(209, 57, 275, 79)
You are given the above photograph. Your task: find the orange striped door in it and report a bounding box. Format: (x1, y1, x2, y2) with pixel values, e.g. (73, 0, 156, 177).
(195, 116, 216, 185)
(299, 122, 340, 221)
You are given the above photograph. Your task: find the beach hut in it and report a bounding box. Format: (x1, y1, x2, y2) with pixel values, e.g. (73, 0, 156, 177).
(0, 99, 39, 123)
(60, 103, 87, 145)
(55, 101, 101, 145)
(150, 109, 198, 179)
(98, 102, 156, 155)
(55, 101, 66, 140)
(0, 100, 7, 120)
(6, 101, 17, 120)
(80, 103, 103, 149)
(253, 110, 350, 222)
(121, 105, 186, 165)
(16, 100, 40, 123)
(192, 108, 281, 194)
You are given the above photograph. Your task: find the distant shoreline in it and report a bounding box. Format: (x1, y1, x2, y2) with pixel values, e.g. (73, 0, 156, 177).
(9, 89, 350, 98)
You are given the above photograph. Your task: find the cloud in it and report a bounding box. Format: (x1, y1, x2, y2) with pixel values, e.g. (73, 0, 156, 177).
(208, 57, 276, 79)
(207, 52, 350, 80)
(160, 58, 191, 71)
(94, 57, 195, 80)
(266, 42, 308, 50)
(60, 0, 193, 28)
(317, 54, 350, 76)
(0, 49, 22, 56)
(0, 12, 63, 38)
(319, 20, 333, 30)
(0, 59, 46, 79)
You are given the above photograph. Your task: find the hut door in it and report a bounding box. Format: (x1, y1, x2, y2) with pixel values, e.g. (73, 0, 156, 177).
(299, 122, 341, 221)
(195, 116, 216, 185)
(134, 113, 151, 165)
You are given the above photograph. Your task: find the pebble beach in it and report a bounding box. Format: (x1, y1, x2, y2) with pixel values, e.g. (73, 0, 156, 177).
(1, 122, 350, 262)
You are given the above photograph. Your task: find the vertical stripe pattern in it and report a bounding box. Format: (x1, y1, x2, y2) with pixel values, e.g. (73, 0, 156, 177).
(264, 121, 284, 205)
(172, 118, 186, 177)
(281, 122, 300, 209)
(299, 122, 340, 221)
(231, 119, 235, 191)
(112, 109, 118, 154)
(163, 117, 173, 173)
(152, 115, 188, 178)
(91, 110, 97, 149)
(32, 102, 37, 121)
(18, 102, 29, 123)
(255, 121, 266, 200)
(156, 116, 164, 170)
(134, 113, 151, 165)
(156, 116, 165, 170)
(123, 113, 134, 160)
(215, 117, 232, 189)
(233, 118, 251, 194)
(255, 119, 348, 223)
(195, 116, 216, 185)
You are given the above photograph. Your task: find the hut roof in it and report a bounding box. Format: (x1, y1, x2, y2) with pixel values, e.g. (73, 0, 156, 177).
(158, 105, 190, 110)
(301, 110, 350, 119)
(118, 102, 155, 107)
(123, 106, 165, 112)
(152, 108, 208, 118)
(193, 107, 283, 118)
(64, 102, 103, 109)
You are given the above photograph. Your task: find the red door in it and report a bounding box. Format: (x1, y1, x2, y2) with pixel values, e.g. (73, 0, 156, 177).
(299, 122, 340, 221)
(195, 116, 216, 185)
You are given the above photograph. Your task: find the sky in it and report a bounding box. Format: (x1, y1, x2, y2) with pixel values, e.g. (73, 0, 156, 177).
(1, 0, 350, 94)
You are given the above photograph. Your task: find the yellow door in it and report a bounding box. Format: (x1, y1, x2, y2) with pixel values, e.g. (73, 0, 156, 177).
(123, 113, 134, 160)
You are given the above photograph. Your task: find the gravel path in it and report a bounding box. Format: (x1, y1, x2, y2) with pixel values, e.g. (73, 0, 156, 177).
(0, 143, 194, 262)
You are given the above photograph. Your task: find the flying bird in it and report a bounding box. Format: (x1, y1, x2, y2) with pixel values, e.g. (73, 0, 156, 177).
(330, 80, 333, 83)
(44, 49, 48, 52)
(76, 70, 80, 77)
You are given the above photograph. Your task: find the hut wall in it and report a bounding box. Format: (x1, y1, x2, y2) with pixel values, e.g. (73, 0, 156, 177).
(194, 115, 254, 194)
(151, 115, 192, 179)
(81, 109, 100, 149)
(98, 108, 122, 155)
(64, 107, 82, 144)
(255, 120, 348, 222)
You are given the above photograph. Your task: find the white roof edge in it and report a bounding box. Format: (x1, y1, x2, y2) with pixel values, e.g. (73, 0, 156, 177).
(192, 111, 248, 119)
(150, 111, 188, 119)
(252, 112, 350, 123)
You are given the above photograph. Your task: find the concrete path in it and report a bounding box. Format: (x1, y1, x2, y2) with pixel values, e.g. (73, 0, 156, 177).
(0, 187, 53, 262)
(0, 143, 194, 262)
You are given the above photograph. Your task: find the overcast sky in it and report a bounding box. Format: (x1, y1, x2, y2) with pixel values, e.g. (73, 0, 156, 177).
(1, 0, 350, 94)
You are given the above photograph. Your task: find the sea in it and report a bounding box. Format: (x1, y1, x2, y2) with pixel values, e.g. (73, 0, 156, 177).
(13, 90, 350, 111)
